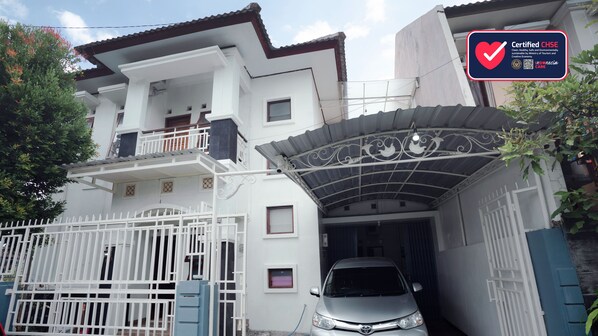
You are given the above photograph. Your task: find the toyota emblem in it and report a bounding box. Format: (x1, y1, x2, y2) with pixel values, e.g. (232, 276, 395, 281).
(359, 324, 374, 335)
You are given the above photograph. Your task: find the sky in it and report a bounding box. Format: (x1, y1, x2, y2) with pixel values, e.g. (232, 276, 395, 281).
(0, 0, 473, 81)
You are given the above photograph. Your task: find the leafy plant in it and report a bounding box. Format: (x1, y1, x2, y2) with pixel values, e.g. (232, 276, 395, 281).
(500, 43, 598, 232)
(551, 189, 598, 234)
(588, 293, 598, 335)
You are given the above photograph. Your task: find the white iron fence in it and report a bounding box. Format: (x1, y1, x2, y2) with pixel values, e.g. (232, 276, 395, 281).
(0, 208, 246, 336)
(137, 126, 210, 156)
(479, 186, 547, 336)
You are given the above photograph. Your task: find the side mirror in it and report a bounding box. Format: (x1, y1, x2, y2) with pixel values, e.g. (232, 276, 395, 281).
(412, 282, 423, 293)
(310, 287, 320, 297)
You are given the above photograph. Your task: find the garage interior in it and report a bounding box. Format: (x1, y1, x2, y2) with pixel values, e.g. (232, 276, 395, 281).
(323, 218, 440, 322)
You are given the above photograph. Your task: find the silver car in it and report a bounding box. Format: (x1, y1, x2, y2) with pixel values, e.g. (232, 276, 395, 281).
(310, 257, 428, 336)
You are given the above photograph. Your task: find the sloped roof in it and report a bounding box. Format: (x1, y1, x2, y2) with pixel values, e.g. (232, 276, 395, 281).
(75, 3, 346, 82)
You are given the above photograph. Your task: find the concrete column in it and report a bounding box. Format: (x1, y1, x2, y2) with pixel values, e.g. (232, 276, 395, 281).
(121, 79, 150, 132)
(208, 119, 238, 162)
(210, 50, 243, 126)
(209, 49, 246, 163)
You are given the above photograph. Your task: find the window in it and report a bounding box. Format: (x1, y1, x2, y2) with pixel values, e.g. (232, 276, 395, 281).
(116, 111, 124, 126)
(267, 99, 291, 122)
(268, 268, 293, 289)
(267, 206, 293, 234)
(323, 266, 407, 297)
(264, 264, 297, 293)
(465, 69, 495, 107)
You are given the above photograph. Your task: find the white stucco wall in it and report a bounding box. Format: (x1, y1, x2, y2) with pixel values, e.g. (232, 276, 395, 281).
(244, 70, 323, 334)
(92, 96, 120, 159)
(145, 81, 213, 130)
(436, 161, 564, 335)
(326, 199, 429, 217)
(395, 6, 475, 106)
(110, 175, 214, 215)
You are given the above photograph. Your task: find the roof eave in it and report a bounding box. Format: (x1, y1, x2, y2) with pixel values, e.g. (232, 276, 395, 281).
(74, 3, 347, 82)
(444, 0, 564, 18)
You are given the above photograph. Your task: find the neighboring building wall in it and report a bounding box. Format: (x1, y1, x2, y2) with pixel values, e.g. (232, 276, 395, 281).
(394, 6, 475, 106)
(553, 1, 598, 58)
(245, 70, 323, 334)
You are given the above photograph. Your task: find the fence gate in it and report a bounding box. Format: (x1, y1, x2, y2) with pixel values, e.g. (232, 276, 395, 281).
(479, 186, 548, 336)
(0, 209, 247, 336)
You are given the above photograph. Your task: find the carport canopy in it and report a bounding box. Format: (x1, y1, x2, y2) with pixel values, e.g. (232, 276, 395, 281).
(256, 105, 541, 212)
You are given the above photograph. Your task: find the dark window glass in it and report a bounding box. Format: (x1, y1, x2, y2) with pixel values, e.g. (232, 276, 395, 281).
(267, 99, 291, 122)
(323, 266, 406, 297)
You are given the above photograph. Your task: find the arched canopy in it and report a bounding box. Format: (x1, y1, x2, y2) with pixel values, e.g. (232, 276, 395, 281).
(256, 105, 545, 212)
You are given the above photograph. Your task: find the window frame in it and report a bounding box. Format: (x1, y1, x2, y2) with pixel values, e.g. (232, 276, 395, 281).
(266, 205, 296, 237)
(264, 264, 297, 293)
(264, 97, 293, 126)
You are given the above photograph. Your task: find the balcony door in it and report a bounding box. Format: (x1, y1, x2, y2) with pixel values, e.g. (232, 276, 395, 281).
(164, 114, 191, 152)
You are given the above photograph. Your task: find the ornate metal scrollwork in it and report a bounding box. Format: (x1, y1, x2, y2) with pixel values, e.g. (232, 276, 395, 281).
(216, 175, 257, 200)
(291, 129, 502, 168)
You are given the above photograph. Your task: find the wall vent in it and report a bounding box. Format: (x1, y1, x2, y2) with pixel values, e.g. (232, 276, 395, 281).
(124, 183, 136, 198)
(202, 177, 214, 189)
(161, 181, 174, 194)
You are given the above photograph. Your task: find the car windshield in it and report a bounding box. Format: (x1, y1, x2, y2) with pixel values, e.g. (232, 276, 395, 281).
(323, 266, 407, 297)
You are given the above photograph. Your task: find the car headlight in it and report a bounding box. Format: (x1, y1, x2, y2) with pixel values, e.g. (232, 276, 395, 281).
(312, 313, 336, 330)
(397, 310, 424, 329)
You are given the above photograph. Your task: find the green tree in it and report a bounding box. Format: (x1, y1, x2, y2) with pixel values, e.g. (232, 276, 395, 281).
(0, 22, 95, 224)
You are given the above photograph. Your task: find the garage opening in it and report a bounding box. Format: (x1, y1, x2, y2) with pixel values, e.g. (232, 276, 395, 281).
(256, 106, 553, 336)
(324, 218, 440, 321)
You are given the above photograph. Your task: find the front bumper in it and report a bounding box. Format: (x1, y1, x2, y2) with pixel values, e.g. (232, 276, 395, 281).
(310, 324, 428, 336)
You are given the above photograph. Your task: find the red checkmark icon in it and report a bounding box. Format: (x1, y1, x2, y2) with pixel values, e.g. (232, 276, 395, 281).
(475, 41, 507, 70)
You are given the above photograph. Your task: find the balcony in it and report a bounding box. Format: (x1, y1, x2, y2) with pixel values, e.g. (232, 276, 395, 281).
(137, 125, 210, 156)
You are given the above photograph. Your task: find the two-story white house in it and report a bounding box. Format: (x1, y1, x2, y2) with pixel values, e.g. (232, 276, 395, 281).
(0, 3, 347, 336)
(2, 1, 595, 336)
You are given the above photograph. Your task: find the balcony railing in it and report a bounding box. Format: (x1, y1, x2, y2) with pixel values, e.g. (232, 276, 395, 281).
(137, 125, 210, 155)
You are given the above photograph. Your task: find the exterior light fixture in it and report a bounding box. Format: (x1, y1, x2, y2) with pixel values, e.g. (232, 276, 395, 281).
(412, 128, 420, 142)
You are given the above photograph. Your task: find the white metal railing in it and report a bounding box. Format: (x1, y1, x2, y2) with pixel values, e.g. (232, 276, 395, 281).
(327, 79, 417, 118)
(137, 126, 210, 156)
(0, 208, 246, 336)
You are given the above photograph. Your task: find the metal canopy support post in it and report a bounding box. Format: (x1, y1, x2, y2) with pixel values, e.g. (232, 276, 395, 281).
(209, 174, 218, 336)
